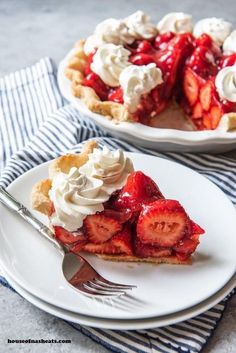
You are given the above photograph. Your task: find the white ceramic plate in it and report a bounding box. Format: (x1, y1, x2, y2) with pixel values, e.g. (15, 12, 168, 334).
(58, 49, 236, 153)
(3, 269, 236, 330)
(0, 153, 235, 320)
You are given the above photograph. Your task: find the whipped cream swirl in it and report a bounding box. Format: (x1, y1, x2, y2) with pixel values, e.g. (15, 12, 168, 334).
(50, 147, 134, 231)
(91, 43, 131, 87)
(215, 65, 236, 102)
(84, 18, 134, 55)
(223, 30, 236, 55)
(193, 18, 233, 46)
(79, 146, 134, 194)
(49, 168, 108, 231)
(124, 11, 157, 39)
(157, 12, 193, 34)
(119, 64, 163, 113)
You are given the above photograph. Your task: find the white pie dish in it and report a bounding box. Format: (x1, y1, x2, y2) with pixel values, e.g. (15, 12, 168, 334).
(58, 49, 236, 153)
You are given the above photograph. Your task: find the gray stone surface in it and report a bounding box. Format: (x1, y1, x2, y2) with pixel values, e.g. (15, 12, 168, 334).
(0, 0, 235, 352)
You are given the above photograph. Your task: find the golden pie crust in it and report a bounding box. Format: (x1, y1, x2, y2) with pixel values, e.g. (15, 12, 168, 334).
(65, 40, 131, 123)
(31, 140, 98, 215)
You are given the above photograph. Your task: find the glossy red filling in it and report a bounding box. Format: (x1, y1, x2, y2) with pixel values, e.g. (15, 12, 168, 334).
(82, 32, 236, 130)
(52, 171, 204, 261)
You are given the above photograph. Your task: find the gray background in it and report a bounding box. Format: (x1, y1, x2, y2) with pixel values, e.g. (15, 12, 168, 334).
(0, 0, 236, 352)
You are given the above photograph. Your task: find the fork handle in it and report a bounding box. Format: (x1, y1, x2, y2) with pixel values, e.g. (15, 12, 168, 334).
(0, 186, 65, 254)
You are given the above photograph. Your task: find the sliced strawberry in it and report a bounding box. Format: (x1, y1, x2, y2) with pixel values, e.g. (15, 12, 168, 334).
(114, 171, 164, 212)
(83, 72, 109, 101)
(203, 113, 212, 130)
(83, 214, 122, 244)
(183, 68, 199, 106)
(70, 238, 88, 254)
(190, 220, 205, 236)
(192, 102, 203, 119)
(195, 33, 213, 48)
(111, 227, 133, 255)
(154, 32, 175, 50)
(129, 53, 155, 65)
(137, 199, 188, 247)
(219, 53, 236, 69)
(82, 227, 133, 255)
(53, 226, 85, 245)
(134, 238, 172, 258)
(174, 238, 199, 257)
(136, 40, 153, 53)
(199, 81, 214, 111)
(102, 209, 132, 223)
(82, 242, 121, 255)
(108, 87, 124, 104)
(187, 45, 218, 77)
(210, 105, 223, 129)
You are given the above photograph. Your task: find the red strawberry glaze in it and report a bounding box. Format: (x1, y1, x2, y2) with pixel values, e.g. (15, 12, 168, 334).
(83, 72, 109, 101)
(80, 30, 235, 130)
(154, 32, 175, 50)
(108, 87, 124, 104)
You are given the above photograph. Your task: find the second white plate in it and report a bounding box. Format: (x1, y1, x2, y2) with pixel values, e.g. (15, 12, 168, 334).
(3, 269, 236, 330)
(0, 153, 235, 320)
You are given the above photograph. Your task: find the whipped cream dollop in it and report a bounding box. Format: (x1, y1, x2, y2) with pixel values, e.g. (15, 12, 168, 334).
(223, 30, 236, 55)
(79, 146, 134, 194)
(215, 65, 236, 102)
(84, 12, 157, 54)
(119, 63, 163, 113)
(50, 147, 134, 231)
(124, 11, 157, 39)
(157, 12, 193, 34)
(49, 168, 108, 231)
(193, 18, 233, 46)
(91, 43, 131, 87)
(84, 18, 133, 55)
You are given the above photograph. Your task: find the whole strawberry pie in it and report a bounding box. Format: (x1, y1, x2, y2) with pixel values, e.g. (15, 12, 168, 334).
(31, 141, 204, 264)
(65, 11, 236, 131)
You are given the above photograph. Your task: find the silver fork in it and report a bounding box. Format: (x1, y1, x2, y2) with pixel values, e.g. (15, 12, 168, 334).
(0, 187, 136, 297)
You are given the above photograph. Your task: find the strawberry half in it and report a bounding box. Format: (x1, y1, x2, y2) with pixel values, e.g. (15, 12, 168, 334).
(199, 81, 214, 111)
(210, 105, 223, 129)
(174, 238, 199, 260)
(102, 209, 132, 223)
(82, 227, 133, 255)
(83, 214, 122, 244)
(137, 199, 188, 247)
(192, 102, 203, 119)
(70, 238, 88, 254)
(111, 226, 133, 255)
(54, 226, 85, 245)
(114, 171, 164, 212)
(183, 68, 200, 106)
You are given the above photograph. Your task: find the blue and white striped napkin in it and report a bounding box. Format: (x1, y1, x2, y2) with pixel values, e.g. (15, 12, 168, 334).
(0, 58, 235, 353)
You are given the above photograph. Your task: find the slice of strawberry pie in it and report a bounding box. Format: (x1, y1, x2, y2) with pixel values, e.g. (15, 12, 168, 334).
(31, 141, 204, 265)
